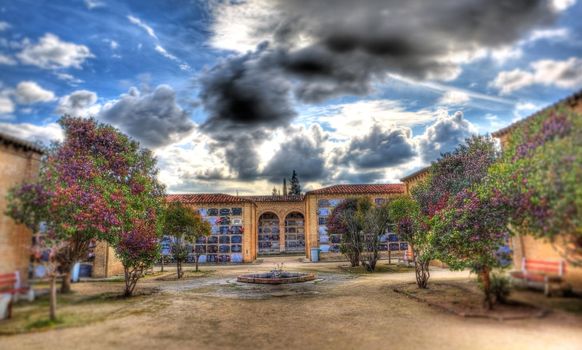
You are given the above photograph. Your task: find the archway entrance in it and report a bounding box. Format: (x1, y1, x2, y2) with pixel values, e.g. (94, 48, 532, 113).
(284, 212, 305, 254)
(258, 212, 280, 255)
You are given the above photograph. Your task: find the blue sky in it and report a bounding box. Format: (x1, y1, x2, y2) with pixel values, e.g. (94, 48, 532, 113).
(0, 0, 581, 194)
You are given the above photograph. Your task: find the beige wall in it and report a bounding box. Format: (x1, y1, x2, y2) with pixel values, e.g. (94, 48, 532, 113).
(0, 143, 42, 285)
(255, 201, 306, 255)
(92, 241, 125, 278)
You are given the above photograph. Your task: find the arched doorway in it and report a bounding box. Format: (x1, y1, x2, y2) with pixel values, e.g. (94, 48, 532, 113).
(258, 212, 280, 255)
(284, 212, 305, 253)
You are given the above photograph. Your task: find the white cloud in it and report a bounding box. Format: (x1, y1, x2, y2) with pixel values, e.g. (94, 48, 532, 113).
(491, 57, 582, 95)
(0, 22, 10, 31)
(439, 90, 470, 105)
(527, 28, 569, 42)
(54, 72, 84, 85)
(208, 0, 277, 53)
(127, 15, 158, 39)
(0, 122, 63, 145)
(300, 99, 434, 141)
(0, 95, 14, 114)
(85, 0, 106, 10)
(15, 81, 55, 104)
(109, 40, 118, 50)
(155, 45, 177, 60)
(415, 110, 477, 162)
(550, 0, 576, 12)
(17, 33, 93, 69)
(0, 54, 16, 65)
(56, 90, 100, 117)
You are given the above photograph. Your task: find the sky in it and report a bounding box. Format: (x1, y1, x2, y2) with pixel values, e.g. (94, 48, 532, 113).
(0, 0, 581, 195)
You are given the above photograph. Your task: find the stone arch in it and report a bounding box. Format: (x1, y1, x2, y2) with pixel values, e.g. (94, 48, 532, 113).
(258, 212, 281, 255)
(284, 212, 305, 253)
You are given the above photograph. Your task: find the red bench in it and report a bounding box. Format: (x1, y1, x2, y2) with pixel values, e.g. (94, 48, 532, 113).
(0, 272, 29, 319)
(510, 258, 567, 296)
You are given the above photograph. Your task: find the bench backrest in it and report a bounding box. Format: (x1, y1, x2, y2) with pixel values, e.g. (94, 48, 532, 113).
(0, 272, 18, 290)
(522, 258, 565, 276)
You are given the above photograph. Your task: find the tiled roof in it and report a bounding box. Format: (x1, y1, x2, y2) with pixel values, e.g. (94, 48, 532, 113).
(166, 193, 253, 204)
(400, 166, 430, 183)
(492, 89, 582, 137)
(0, 132, 44, 154)
(306, 184, 405, 195)
(243, 195, 305, 202)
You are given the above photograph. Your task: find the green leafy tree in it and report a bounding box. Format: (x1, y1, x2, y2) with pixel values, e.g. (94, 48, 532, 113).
(164, 202, 211, 277)
(389, 196, 432, 288)
(360, 203, 391, 272)
(289, 170, 301, 195)
(327, 198, 372, 267)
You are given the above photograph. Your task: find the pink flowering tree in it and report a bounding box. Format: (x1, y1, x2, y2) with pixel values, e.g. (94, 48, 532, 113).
(430, 188, 511, 309)
(115, 216, 160, 296)
(7, 116, 165, 296)
(488, 107, 582, 265)
(412, 135, 509, 308)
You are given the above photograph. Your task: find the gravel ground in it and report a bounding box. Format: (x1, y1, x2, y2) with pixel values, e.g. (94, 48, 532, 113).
(1, 256, 581, 350)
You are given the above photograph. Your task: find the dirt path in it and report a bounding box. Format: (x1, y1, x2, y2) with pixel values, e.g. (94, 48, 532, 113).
(1, 257, 581, 350)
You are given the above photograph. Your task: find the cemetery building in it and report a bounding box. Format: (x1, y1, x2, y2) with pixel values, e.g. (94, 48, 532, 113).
(163, 184, 406, 264)
(0, 133, 43, 285)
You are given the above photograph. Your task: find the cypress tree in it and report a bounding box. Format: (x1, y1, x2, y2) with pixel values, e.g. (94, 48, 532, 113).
(290, 170, 301, 195)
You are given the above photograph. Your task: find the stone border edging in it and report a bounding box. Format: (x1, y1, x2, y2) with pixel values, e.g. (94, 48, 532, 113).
(237, 273, 316, 284)
(393, 283, 549, 321)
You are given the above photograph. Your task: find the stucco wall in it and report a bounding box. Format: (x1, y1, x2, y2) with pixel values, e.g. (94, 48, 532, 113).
(0, 143, 41, 285)
(92, 241, 125, 278)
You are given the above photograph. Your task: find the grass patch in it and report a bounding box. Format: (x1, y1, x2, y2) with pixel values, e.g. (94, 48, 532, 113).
(25, 317, 64, 330)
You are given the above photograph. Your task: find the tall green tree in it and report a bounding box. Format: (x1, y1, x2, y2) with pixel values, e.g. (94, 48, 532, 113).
(164, 202, 211, 277)
(289, 170, 301, 195)
(389, 196, 432, 288)
(360, 203, 391, 272)
(327, 198, 372, 267)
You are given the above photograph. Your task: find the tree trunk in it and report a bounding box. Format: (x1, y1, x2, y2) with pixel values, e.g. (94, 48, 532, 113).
(161, 255, 164, 272)
(414, 258, 430, 289)
(49, 275, 57, 321)
(194, 254, 199, 272)
(176, 259, 182, 279)
(61, 269, 72, 294)
(480, 267, 493, 310)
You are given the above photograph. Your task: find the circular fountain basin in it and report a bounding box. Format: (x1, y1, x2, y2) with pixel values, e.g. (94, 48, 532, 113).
(237, 272, 316, 284)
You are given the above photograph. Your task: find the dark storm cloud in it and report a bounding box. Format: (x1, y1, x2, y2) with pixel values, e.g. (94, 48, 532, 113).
(417, 111, 476, 162)
(334, 124, 416, 169)
(99, 85, 194, 148)
(331, 170, 386, 184)
(200, 44, 295, 133)
(199, 44, 295, 178)
(257, 0, 555, 101)
(262, 125, 328, 182)
(201, 0, 557, 180)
